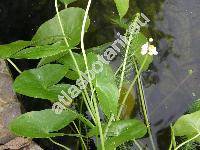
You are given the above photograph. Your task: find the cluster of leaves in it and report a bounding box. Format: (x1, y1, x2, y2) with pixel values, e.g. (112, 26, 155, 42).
(0, 0, 154, 149)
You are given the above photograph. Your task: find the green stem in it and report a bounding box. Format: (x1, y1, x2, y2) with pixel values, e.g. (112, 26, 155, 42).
(80, 0, 105, 148)
(133, 59, 156, 150)
(118, 33, 133, 95)
(104, 114, 114, 139)
(78, 114, 94, 128)
(117, 55, 148, 119)
(55, 0, 95, 125)
(7, 59, 22, 74)
(133, 140, 143, 150)
(118, 13, 140, 95)
(93, 95, 105, 150)
(49, 138, 70, 150)
(73, 121, 87, 150)
(169, 124, 176, 150)
(174, 133, 200, 150)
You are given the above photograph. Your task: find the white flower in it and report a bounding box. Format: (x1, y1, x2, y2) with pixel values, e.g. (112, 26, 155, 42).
(148, 45, 158, 55)
(141, 42, 149, 55)
(141, 39, 158, 56)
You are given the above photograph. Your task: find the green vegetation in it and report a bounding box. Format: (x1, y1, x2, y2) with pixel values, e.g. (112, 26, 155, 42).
(0, 0, 199, 149)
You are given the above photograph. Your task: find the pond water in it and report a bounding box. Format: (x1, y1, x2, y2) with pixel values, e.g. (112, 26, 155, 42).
(0, 0, 199, 149)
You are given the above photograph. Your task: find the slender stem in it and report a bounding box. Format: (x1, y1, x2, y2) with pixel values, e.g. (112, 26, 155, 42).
(89, 88, 105, 150)
(114, 53, 135, 76)
(117, 55, 148, 119)
(78, 114, 94, 128)
(118, 13, 140, 95)
(118, 33, 133, 95)
(93, 95, 105, 150)
(80, 0, 95, 108)
(7, 59, 22, 74)
(134, 140, 143, 150)
(81, 92, 96, 122)
(169, 123, 176, 149)
(80, 0, 105, 149)
(49, 138, 70, 150)
(73, 121, 87, 150)
(174, 133, 200, 150)
(55, 0, 95, 125)
(133, 59, 156, 150)
(104, 114, 114, 139)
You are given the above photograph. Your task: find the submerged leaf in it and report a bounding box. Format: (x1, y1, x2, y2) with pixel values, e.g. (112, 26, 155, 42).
(9, 109, 77, 138)
(13, 64, 70, 101)
(114, 0, 129, 19)
(32, 7, 90, 47)
(173, 110, 200, 142)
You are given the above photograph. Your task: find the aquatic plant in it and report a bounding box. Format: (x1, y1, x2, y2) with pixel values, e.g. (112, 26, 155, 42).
(0, 0, 166, 149)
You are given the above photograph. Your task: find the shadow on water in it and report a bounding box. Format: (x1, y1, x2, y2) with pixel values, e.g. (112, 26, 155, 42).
(0, 0, 200, 149)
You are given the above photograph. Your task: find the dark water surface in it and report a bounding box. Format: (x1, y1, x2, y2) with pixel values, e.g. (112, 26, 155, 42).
(0, 0, 200, 149)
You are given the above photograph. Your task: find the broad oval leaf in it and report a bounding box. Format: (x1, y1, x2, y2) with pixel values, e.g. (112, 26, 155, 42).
(32, 7, 90, 47)
(9, 109, 77, 138)
(114, 0, 129, 19)
(0, 41, 30, 59)
(88, 119, 147, 149)
(173, 110, 200, 142)
(13, 64, 70, 101)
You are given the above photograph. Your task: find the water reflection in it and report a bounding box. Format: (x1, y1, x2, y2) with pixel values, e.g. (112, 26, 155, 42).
(142, 0, 200, 148)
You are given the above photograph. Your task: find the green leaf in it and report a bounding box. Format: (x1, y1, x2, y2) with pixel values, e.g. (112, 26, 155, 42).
(88, 119, 147, 149)
(87, 53, 119, 117)
(9, 109, 77, 138)
(58, 52, 85, 80)
(37, 52, 66, 67)
(173, 110, 200, 142)
(131, 33, 153, 71)
(32, 7, 90, 47)
(110, 17, 129, 29)
(13, 64, 70, 101)
(37, 41, 69, 67)
(59, 0, 77, 5)
(0, 41, 30, 59)
(11, 44, 72, 59)
(86, 42, 112, 54)
(114, 0, 129, 19)
(59, 52, 119, 117)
